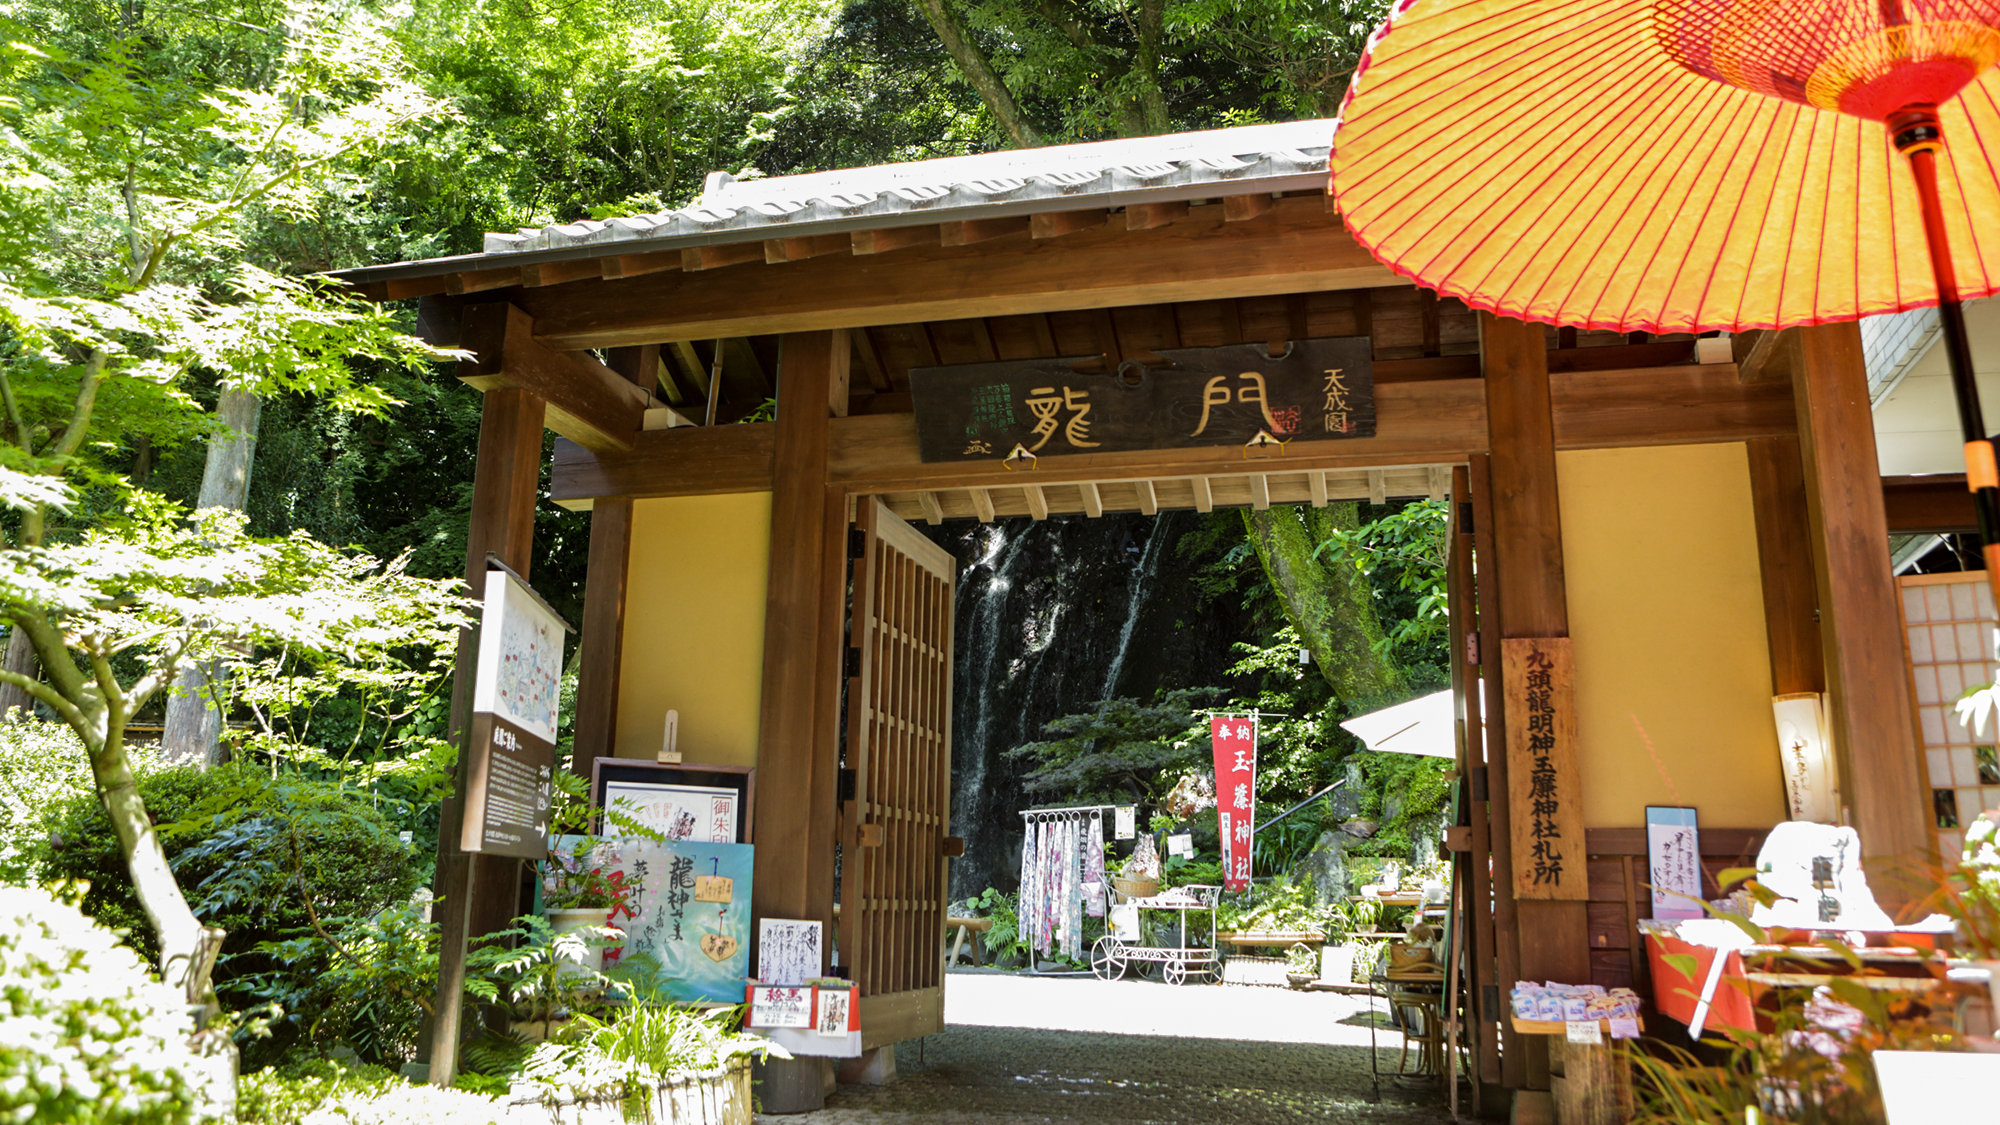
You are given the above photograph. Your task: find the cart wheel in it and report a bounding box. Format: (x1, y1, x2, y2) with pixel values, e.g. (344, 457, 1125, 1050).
(1090, 936, 1127, 981)
(1163, 959, 1188, 986)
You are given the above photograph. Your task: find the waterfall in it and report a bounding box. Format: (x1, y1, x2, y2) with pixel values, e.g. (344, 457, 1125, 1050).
(1101, 513, 1173, 699)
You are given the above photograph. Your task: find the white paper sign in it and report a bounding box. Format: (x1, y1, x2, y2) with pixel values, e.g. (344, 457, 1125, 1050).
(1110, 902, 1140, 942)
(603, 781, 737, 842)
(750, 986, 811, 1028)
(1167, 833, 1193, 858)
(815, 987, 851, 1037)
(1609, 1017, 1641, 1040)
(759, 919, 822, 986)
(1566, 1020, 1603, 1045)
(1646, 806, 1705, 922)
(1115, 806, 1136, 840)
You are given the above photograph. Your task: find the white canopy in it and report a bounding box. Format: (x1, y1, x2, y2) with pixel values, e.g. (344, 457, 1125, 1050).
(1339, 689, 1458, 758)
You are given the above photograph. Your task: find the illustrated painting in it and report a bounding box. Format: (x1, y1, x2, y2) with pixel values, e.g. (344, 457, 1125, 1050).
(473, 569, 565, 745)
(602, 781, 740, 843)
(565, 836, 754, 1004)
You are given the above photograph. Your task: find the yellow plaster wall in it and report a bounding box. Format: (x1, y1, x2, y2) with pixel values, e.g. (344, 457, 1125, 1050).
(614, 494, 772, 767)
(1556, 444, 1789, 828)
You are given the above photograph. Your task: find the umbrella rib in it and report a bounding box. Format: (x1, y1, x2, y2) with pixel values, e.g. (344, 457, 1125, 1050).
(1947, 84, 2000, 296)
(1683, 101, 1796, 334)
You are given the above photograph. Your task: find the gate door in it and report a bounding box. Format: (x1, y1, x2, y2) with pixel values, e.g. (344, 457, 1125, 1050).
(841, 497, 956, 1046)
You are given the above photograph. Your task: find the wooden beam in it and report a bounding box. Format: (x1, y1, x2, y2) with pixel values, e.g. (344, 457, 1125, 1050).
(1125, 200, 1189, 230)
(683, 241, 766, 272)
(754, 329, 845, 931)
(940, 216, 1031, 246)
(1023, 483, 1049, 520)
(429, 386, 546, 1085)
(571, 496, 632, 776)
(916, 490, 944, 525)
(386, 275, 450, 301)
(1248, 474, 1270, 510)
(1310, 470, 1330, 507)
(521, 258, 604, 288)
(1223, 193, 1274, 222)
(1079, 480, 1104, 518)
(1480, 312, 1590, 1023)
(766, 233, 850, 264)
(604, 344, 661, 391)
(456, 303, 646, 453)
(518, 197, 1396, 349)
(851, 225, 940, 256)
(1747, 437, 1826, 696)
(1428, 465, 1450, 501)
(601, 250, 682, 280)
(970, 487, 995, 523)
(1790, 322, 1929, 904)
(1734, 327, 1794, 384)
(445, 266, 523, 295)
(1135, 479, 1158, 515)
(551, 363, 1798, 505)
(1883, 473, 1977, 532)
(1367, 469, 1387, 505)
(1192, 476, 1214, 513)
(1030, 209, 1109, 239)
(853, 329, 891, 393)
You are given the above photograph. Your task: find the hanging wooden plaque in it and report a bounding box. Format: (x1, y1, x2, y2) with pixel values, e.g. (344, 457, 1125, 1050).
(907, 336, 1374, 463)
(1503, 637, 1588, 901)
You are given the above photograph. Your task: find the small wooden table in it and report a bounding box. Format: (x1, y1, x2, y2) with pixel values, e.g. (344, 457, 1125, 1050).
(945, 916, 992, 966)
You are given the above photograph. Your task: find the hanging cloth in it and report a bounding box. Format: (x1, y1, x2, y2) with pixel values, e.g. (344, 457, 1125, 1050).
(1083, 811, 1107, 918)
(1018, 815, 1040, 957)
(1066, 814, 1085, 959)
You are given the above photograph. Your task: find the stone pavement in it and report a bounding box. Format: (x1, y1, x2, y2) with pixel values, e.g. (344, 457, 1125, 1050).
(759, 971, 1459, 1124)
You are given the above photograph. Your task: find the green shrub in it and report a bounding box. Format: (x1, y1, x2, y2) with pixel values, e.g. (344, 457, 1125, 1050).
(0, 883, 207, 1124)
(41, 762, 419, 963)
(236, 1058, 503, 1125)
(0, 717, 161, 885)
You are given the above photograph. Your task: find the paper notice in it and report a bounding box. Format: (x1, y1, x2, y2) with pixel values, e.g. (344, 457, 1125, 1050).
(1567, 1020, 1603, 1045)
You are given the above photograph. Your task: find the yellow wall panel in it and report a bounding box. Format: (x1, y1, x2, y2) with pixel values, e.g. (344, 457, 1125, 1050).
(1557, 444, 1788, 829)
(614, 493, 772, 767)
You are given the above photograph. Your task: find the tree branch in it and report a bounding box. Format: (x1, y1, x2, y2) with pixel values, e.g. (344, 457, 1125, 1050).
(0, 665, 83, 726)
(911, 0, 1044, 148)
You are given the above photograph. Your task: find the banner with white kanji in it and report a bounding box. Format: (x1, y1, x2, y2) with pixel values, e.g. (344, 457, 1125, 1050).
(1210, 714, 1257, 891)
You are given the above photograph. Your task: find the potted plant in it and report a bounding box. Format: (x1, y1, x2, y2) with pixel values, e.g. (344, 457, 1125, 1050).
(544, 844, 638, 976)
(515, 1002, 783, 1124)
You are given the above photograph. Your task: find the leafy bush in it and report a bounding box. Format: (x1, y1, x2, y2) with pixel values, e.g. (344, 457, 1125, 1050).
(0, 883, 205, 1124)
(519, 1004, 776, 1118)
(40, 762, 420, 967)
(960, 887, 1024, 964)
(237, 1058, 502, 1125)
(0, 717, 136, 885)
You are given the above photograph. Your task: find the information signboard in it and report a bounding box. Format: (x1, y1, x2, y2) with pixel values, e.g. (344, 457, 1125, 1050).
(462, 564, 568, 857)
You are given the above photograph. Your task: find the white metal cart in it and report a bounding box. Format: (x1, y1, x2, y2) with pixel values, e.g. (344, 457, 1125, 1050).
(1089, 884, 1220, 985)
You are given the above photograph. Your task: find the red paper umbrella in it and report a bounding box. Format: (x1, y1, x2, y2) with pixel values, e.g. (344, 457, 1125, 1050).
(1331, 0, 2000, 574)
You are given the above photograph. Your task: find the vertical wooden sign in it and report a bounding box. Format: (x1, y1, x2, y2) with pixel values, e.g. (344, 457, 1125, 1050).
(1503, 637, 1588, 901)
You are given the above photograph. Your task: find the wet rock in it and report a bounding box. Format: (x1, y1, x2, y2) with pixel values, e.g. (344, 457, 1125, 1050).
(1339, 818, 1378, 839)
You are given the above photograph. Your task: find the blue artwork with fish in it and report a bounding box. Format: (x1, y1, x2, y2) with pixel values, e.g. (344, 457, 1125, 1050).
(550, 836, 754, 1003)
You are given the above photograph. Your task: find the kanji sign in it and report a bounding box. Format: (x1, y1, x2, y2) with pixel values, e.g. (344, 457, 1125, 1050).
(1502, 638, 1587, 901)
(1210, 714, 1258, 892)
(908, 337, 1375, 463)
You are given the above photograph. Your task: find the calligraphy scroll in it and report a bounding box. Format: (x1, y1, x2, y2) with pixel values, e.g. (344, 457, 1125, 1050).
(908, 337, 1375, 462)
(1211, 714, 1258, 891)
(1502, 638, 1588, 901)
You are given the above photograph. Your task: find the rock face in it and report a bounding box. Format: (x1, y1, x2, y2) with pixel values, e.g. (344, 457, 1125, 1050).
(921, 512, 1249, 901)
(1305, 829, 1354, 903)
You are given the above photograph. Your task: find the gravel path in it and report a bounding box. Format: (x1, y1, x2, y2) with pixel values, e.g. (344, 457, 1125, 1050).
(760, 972, 1458, 1125)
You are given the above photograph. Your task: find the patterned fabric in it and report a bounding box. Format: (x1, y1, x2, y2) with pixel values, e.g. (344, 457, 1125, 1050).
(1083, 812, 1106, 918)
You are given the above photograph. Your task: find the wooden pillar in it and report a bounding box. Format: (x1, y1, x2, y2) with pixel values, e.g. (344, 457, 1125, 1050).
(1452, 466, 1501, 1094)
(428, 339, 546, 1083)
(571, 497, 633, 776)
(1747, 436, 1825, 697)
(753, 330, 848, 955)
(1789, 322, 1932, 894)
(1480, 312, 1590, 1088)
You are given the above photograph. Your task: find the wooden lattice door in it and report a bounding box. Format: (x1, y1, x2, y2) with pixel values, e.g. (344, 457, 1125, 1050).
(840, 498, 956, 1046)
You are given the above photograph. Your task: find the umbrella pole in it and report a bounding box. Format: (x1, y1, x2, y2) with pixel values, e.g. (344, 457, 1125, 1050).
(1893, 108, 2000, 606)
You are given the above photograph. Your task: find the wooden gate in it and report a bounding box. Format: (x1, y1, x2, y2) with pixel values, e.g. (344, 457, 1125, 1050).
(839, 497, 956, 1047)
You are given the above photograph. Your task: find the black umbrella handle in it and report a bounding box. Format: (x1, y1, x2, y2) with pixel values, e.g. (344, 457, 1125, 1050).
(1893, 107, 2000, 597)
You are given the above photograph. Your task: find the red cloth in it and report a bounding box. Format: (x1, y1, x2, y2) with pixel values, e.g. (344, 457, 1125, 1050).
(1211, 716, 1257, 891)
(1644, 930, 1763, 1035)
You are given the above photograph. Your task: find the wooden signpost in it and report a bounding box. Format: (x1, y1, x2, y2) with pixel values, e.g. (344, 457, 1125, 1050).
(461, 713, 554, 859)
(1503, 637, 1588, 901)
(908, 336, 1374, 462)
(461, 562, 570, 859)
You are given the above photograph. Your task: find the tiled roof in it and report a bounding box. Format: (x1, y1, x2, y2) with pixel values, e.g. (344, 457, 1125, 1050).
(338, 119, 1334, 281)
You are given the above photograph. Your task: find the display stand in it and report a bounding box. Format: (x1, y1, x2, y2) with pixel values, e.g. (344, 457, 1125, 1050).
(1089, 884, 1219, 986)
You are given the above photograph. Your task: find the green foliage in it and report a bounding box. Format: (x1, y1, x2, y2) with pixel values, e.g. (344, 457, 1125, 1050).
(960, 886, 1024, 963)
(0, 715, 132, 883)
(1343, 751, 1453, 858)
(1318, 499, 1451, 681)
(1005, 688, 1220, 803)
(519, 1004, 777, 1119)
(1213, 875, 1349, 938)
(39, 758, 420, 976)
(237, 1057, 404, 1125)
(0, 884, 203, 1124)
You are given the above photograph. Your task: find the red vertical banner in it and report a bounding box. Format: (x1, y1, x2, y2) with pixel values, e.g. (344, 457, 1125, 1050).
(1210, 714, 1257, 891)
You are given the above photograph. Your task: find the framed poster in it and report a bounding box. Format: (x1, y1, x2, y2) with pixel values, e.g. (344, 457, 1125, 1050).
(559, 835, 754, 1004)
(590, 760, 755, 844)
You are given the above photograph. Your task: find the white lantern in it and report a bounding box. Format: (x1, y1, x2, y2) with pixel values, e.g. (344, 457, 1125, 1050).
(1771, 693, 1838, 823)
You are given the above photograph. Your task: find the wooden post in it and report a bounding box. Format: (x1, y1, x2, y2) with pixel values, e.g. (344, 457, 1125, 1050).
(1450, 466, 1500, 1099)
(1747, 436, 1825, 696)
(1481, 312, 1590, 1088)
(1789, 322, 1932, 897)
(429, 376, 545, 1086)
(571, 497, 633, 775)
(754, 331, 848, 936)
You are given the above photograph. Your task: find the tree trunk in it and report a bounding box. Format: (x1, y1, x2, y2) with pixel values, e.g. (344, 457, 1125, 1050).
(161, 389, 261, 767)
(911, 0, 1044, 148)
(1242, 504, 1404, 706)
(0, 626, 39, 719)
(1132, 0, 1172, 134)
